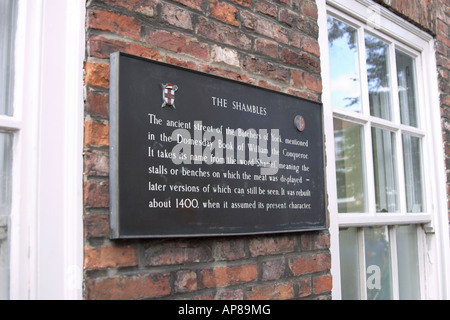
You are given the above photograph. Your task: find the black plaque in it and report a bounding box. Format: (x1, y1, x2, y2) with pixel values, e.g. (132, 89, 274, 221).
(109, 52, 327, 238)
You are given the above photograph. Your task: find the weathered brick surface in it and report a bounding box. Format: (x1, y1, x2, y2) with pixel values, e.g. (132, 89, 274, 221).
(288, 253, 331, 276)
(84, 62, 109, 88)
(85, 273, 171, 300)
(435, 0, 450, 222)
(374, 0, 438, 34)
(88, 35, 162, 61)
(87, 9, 142, 40)
(84, 121, 109, 146)
(175, 270, 198, 293)
(84, 245, 138, 269)
(246, 282, 294, 300)
(83, 0, 330, 300)
(84, 213, 110, 238)
(83, 180, 109, 208)
(205, 264, 258, 286)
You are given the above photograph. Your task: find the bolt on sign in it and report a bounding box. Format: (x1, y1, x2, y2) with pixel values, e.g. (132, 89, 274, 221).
(109, 52, 327, 238)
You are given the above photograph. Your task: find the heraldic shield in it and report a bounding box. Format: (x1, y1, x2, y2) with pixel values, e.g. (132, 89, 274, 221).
(161, 83, 178, 109)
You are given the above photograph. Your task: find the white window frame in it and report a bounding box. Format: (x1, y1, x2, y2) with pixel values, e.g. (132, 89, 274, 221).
(318, 0, 450, 299)
(6, 0, 85, 299)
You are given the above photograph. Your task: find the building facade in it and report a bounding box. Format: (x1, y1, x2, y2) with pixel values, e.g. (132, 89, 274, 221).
(0, 0, 449, 300)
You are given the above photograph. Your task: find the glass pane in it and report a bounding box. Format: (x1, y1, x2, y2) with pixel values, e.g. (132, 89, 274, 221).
(334, 118, 367, 213)
(0, 0, 18, 116)
(396, 51, 418, 127)
(396, 225, 421, 299)
(327, 16, 362, 112)
(364, 226, 393, 300)
(402, 134, 425, 212)
(365, 34, 392, 121)
(339, 228, 361, 300)
(372, 127, 398, 212)
(0, 132, 13, 300)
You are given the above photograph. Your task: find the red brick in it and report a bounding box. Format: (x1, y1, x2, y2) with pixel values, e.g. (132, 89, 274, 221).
(145, 30, 209, 61)
(84, 62, 110, 88)
(254, 18, 288, 44)
(246, 282, 294, 300)
(279, 8, 300, 29)
(161, 3, 193, 30)
(146, 30, 186, 51)
(83, 181, 109, 208)
(201, 65, 254, 84)
(85, 89, 108, 118)
(298, 277, 312, 298)
(281, 48, 301, 66)
(249, 235, 296, 257)
(304, 73, 322, 93)
(302, 36, 320, 56)
(261, 258, 286, 280)
(375, 0, 437, 33)
(213, 238, 246, 260)
(88, 36, 162, 61)
(287, 87, 320, 102)
(189, 293, 215, 300)
(166, 56, 198, 70)
(241, 10, 256, 30)
(288, 253, 331, 276)
(172, 0, 204, 11)
(210, 0, 240, 26)
(301, 0, 318, 19)
(313, 274, 332, 294)
(200, 268, 216, 288)
(279, 7, 318, 39)
(291, 70, 304, 89)
(230, 0, 251, 7)
(281, 48, 320, 73)
(87, 9, 141, 40)
(443, 95, 450, 108)
(84, 121, 109, 146)
(85, 273, 170, 300)
(215, 288, 244, 300)
(216, 265, 257, 286)
(301, 231, 330, 251)
(196, 16, 252, 49)
(437, 25, 450, 49)
(243, 56, 289, 82)
(84, 150, 109, 177)
(143, 240, 212, 266)
(289, 31, 302, 48)
(84, 245, 138, 270)
(258, 80, 281, 92)
(102, 0, 158, 17)
(255, 0, 278, 18)
(84, 213, 110, 238)
(203, 265, 257, 287)
(175, 270, 198, 293)
(255, 38, 279, 59)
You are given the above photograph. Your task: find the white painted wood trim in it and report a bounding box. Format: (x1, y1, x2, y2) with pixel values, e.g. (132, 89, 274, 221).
(9, 0, 85, 300)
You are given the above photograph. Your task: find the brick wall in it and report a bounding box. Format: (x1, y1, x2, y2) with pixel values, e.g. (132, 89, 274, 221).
(435, 1, 450, 223)
(376, 0, 450, 223)
(83, 0, 330, 300)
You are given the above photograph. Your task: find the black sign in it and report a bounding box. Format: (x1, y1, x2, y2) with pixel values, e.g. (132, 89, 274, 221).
(109, 52, 327, 238)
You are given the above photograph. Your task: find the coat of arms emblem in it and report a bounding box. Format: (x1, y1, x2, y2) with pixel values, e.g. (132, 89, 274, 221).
(294, 115, 305, 132)
(161, 83, 178, 109)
